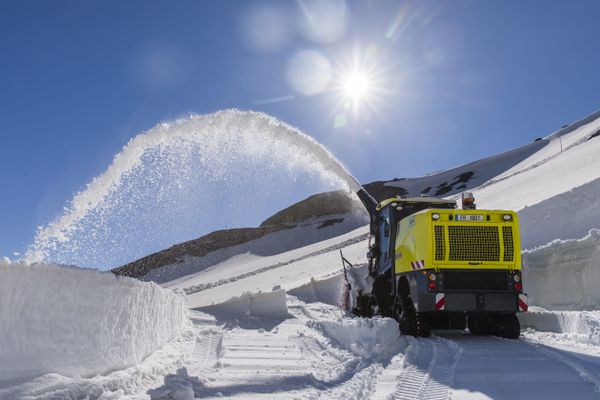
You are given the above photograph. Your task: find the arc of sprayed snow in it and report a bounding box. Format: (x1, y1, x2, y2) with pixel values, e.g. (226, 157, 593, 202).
(27, 109, 361, 262)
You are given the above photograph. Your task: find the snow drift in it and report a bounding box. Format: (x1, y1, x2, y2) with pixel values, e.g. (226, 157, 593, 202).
(523, 229, 600, 311)
(520, 308, 600, 347)
(199, 288, 288, 318)
(0, 260, 188, 382)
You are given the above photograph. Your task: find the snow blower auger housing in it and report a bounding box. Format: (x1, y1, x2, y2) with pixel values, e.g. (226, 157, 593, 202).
(351, 189, 527, 339)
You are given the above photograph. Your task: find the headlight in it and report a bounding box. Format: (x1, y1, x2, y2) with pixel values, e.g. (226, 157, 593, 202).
(503, 214, 512, 221)
(432, 213, 440, 220)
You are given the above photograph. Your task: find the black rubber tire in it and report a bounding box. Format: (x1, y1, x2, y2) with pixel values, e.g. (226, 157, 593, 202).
(431, 312, 449, 330)
(418, 312, 432, 338)
(397, 295, 419, 336)
(396, 296, 431, 337)
(493, 313, 521, 339)
(448, 313, 467, 331)
(468, 314, 493, 336)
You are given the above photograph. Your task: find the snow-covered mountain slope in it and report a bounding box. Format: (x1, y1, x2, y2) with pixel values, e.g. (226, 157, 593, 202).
(136, 212, 367, 286)
(382, 139, 547, 197)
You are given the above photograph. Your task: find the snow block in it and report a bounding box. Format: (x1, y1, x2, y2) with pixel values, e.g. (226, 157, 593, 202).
(314, 317, 405, 360)
(519, 308, 600, 346)
(199, 288, 288, 318)
(523, 229, 600, 310)
(288, 275, 345, 306)
(0, 260, 188, 382)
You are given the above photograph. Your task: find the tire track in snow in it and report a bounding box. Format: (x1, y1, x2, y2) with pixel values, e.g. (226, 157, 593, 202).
(189, 331, 223, 375)
(371, 336, 462, 400)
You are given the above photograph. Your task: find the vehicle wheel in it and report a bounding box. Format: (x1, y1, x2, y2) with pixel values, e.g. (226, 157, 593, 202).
(431, 312, 449, 329)
(468, 314, 493, 336)
(395, 296, 431, 337)
(493, 313, 521, 339)
(448, 313, 467, 331)
(418, 312, 432, 338)
(396, 295, 418, 336)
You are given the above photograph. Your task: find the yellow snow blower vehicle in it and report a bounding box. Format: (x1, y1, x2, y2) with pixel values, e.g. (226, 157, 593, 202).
(347, 189, 527, 338)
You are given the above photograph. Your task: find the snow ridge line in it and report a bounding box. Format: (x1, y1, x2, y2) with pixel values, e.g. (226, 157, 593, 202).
(475, 127, 599, 194)
(183, 233, 368, 295)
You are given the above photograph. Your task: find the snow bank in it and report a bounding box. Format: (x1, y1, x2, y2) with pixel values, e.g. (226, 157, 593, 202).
(522, 229, 600, 310)
(198, 288, 288, 318)
(0, 260, 188, 382)
(312, 318, 405, 361)
(519, 308, 600, 347)
(288, 274, 346, 306)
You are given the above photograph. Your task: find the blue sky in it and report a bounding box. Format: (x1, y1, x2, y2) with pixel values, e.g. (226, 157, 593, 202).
(2, 0, 600, 263)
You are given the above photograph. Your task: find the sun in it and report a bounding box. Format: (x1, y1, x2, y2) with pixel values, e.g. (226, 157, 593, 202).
(341, 71, 372, 102)
(331, 51, 386, 121)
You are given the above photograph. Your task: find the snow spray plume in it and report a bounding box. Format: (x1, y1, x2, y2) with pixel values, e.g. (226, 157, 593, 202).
(27, 110, 361, 269)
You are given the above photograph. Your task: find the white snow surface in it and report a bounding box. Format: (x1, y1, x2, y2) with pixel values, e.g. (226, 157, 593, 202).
(0, 260, 188, 382)
(472, 114, 600, 215)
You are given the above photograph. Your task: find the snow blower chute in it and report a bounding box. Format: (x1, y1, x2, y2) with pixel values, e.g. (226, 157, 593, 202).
(345, 188, 527, 339)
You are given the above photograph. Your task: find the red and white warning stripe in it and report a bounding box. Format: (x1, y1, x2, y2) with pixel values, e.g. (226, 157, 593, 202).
(518, 293, 528, 312)
(411, 260, 425, 270)
(435, 293, 445, 310)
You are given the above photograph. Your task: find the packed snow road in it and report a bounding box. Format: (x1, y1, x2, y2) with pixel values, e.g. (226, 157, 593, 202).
(146, 296, 600, 400)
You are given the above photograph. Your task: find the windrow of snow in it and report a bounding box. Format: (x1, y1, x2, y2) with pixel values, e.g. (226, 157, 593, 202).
(311, 317, 405, 361)
(519, 308, 600, 347)
(522, 229, 600, 311)
(0, 260, 188, 382)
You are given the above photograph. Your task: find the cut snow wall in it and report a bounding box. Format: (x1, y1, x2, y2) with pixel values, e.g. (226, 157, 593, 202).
(522, 229, 600, 310)
(0, 260, 188, 382)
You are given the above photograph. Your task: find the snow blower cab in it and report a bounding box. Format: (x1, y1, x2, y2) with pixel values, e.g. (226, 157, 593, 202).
(350, 189, 527, 338)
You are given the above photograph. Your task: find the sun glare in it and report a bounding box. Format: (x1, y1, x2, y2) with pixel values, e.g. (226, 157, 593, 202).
(342, 71, 371, 101)
(329, 46, 390, 125)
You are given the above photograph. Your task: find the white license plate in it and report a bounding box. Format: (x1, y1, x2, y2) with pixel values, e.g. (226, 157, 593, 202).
(455, 214, 484, 221)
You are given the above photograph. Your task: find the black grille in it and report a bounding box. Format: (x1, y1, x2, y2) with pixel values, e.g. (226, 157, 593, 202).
(442, 270, 508, 291)
(448, 226, 500, 261)
(434, 225, 446, 261)
(503, 227, 514, 262)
